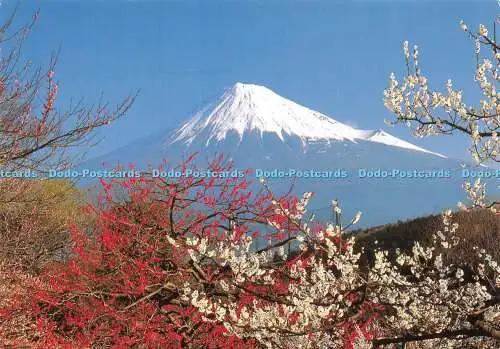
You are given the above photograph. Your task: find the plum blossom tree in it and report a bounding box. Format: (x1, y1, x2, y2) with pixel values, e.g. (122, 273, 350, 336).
(379, 16, 500, 347)
(383, 17, 499, 212)
(0, 10, 135, 175)
(0, 10, 135, 273)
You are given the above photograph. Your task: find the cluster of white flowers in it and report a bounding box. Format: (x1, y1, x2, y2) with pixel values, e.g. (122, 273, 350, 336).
(369, 210, 496, 340)
(463, 177, 488, 209)
(476, 248, 500, 287)
(292, 192, 313, 221)
(168, 191, 499, 347)
(173, 195, 371, 347)
(383, 21, 499, 165)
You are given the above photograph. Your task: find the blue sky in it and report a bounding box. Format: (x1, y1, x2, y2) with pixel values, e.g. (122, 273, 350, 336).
(1, 0, 497, 161)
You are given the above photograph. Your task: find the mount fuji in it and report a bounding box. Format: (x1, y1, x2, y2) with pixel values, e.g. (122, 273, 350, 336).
(82, 82, 493, 233)
(169, 82, 444, 157)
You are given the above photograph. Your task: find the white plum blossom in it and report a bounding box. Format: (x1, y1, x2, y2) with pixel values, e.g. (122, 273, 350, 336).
(383, 21, 499, 167)
(479, 23, 489, 37)
(174, 190, 499, 348)
(460, 19, 468, 32)
(351, 211, 362, 225)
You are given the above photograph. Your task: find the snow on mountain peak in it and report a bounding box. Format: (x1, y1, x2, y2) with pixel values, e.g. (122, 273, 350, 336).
(171, 82, 357, 145)
(170, 82, 445, 158)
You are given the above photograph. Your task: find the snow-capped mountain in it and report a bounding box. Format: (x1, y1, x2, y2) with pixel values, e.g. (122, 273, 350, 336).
(169, 82, 444, 157)
(82, 82, 497, 235)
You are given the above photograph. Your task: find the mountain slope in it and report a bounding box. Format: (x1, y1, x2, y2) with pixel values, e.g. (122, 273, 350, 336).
(169, 82, 444, 158)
